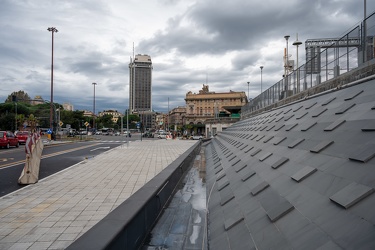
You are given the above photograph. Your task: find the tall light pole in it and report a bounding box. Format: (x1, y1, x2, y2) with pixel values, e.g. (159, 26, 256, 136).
(293, 34, 302, 93)
(247, 81, 250, 101)
(92, 82, 97, 131)
(284, 35, 290, 97)
(260, 66, 263, 93)
(47, 27, 58, 131)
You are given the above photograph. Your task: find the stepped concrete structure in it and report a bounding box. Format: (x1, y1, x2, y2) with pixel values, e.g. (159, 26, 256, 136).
(205, 77, 375, 249)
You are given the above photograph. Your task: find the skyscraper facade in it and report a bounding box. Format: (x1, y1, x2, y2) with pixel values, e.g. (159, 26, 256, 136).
(129, 54, 153, 114)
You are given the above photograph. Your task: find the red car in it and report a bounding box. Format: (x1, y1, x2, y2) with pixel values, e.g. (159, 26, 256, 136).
(0, 131, 19, 149)
(16, 131, 29, 144)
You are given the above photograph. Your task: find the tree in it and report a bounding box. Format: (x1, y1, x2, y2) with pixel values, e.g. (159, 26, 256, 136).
(5, 90, 31, 103)
(96, 114, 114, 129)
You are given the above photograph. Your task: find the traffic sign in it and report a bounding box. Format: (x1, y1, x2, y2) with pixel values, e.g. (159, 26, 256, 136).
(47, 129, 52, 134)
(84, 121, 89, 127)
(59, 121, 63, 127)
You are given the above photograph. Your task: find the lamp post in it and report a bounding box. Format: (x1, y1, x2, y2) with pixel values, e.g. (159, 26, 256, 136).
(247, 81, 250, 101)
(284, 35, 290, 97)
(293, 34, 302, 93)
(47, 27, 58, 131)
(92, 82, 97, 131)
(260, 66, 263, 93)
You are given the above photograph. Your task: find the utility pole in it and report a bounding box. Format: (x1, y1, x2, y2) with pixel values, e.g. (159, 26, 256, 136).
(47, 27, 58, 132)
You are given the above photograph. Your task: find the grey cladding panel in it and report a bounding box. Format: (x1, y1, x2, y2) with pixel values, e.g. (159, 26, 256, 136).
(266, 125, 275, 131)
(266, 200, 295, 222)
(271, 157, 289, 169)
(224, 215, 244, 231)
(251, 181, 270, 196)
(274, 124, 285, 131)
(312, 108, 328, 117)
(293, 105, 303, 112)
(291, 166, 317, 182)
(305, 102, 317, 109)
(242, 170, 256, 181)
(244, 146, 254, 153)
(330, 182, 374, 209)
(335, 103, 356, 115)
(276, 116, 284, 122)
(234, 164, 247, 173)
(301, 121, 317, 131)
(251, 148, 262, 156)
(216, 172, 226, 181)
(273, 137, 287, 145)
(228, 155, 236, 161)
(259, 152, 273, 162)
(263, 135, 274, 143)
(288, 138, 305, 148)
(344, 90, 363, 101)
(256, 135, 265, 142)
(322, 97, 336, 106)
(284, 114, 295, 121)
(220, 190, 235, 206)
(284, 108, 292, 114)
(215, 166, 223, 174)
(217, 178, 229, 191)
(285, 123, 298, 131)
(324, 120, 346, 131)
(232, 159, 241, 166)
(296, 111, 308, 119)
(310, 141, 334, 153)
(349, 147, 375, 163)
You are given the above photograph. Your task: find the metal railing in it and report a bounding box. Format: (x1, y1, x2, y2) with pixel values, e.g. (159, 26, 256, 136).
(242, 12, 375, 118)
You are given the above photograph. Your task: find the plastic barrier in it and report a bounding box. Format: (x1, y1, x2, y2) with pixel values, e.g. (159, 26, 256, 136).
(18, 132, 44, 184)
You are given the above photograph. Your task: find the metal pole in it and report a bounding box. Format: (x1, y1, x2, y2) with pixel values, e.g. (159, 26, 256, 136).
(247, 81, 250, 101)
(92, 82, 97, 131)
(293, 34, 302, 93)
(284, 35, 290, 98)
(47, 27, 58, 131)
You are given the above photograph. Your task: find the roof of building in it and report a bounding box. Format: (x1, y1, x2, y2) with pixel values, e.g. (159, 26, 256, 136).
(205, 78, 375, 249)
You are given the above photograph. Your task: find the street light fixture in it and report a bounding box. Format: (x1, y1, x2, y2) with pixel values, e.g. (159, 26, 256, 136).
(92, 82, 97, 131)
(47, 27, 58, 131)
(293, 34, 303, 93)
(260, 66, 263, 93)
(284, 35, 290, 97)
(247, 81, 250, 101)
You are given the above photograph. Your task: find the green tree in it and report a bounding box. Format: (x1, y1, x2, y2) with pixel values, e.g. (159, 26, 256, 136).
(5, 90, 31, 103)
(96, 114, 114, 129)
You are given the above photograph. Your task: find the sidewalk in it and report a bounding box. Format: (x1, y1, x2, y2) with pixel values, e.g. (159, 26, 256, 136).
(0, 139, 197, 250)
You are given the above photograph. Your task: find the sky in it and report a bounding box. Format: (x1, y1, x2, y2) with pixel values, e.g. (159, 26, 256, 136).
(0, 0, 374, 114)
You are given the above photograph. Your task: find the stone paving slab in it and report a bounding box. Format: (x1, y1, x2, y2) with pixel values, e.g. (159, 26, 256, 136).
(0, 140, 196, 250)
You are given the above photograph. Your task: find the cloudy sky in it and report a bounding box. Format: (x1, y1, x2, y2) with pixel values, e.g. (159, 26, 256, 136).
(0, 0, 373, 114)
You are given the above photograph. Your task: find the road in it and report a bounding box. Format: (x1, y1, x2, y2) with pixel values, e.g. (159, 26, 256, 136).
(0, 133, 155, 197)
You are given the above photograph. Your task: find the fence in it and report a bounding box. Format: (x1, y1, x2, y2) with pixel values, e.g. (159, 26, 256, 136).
(242, 12, 375, 118)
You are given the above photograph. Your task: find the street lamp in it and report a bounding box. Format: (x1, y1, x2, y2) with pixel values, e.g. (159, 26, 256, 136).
(92, 82, 97, 131)
(247, 81, 250, 101)
(47, 27, 58, 131)
(260, 66, 263, 93)
(284, 35, 290, 97)
(293, 34, 303, 93)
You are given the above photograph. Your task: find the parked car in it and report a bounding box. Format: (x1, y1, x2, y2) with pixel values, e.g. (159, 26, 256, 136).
(157, 132, 167, 139)
(191, 135, 203, 140)
(0, 131, 20, 149)
(15, 131, 29, 144)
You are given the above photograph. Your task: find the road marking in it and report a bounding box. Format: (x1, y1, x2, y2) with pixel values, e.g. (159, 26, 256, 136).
(90, 147, 110, 151)
(0, 143, 102, 169)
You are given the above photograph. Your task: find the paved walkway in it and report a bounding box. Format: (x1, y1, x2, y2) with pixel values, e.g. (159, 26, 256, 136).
(0, 139, 196, 250)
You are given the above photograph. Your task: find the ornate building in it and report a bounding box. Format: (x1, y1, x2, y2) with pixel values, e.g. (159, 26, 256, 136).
(184, 84, 247, 135)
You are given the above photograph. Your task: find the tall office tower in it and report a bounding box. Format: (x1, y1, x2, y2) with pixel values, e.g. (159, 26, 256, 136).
(129, 54, 153, 114)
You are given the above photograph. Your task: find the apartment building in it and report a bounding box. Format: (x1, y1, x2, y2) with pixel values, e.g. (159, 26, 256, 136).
(129, 54, 153, 114)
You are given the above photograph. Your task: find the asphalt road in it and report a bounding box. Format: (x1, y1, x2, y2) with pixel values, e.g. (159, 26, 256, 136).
(0, 134, 154, 197)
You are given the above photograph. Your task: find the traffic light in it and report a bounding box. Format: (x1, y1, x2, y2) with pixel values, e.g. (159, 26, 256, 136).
(12, 95, 17, 102)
